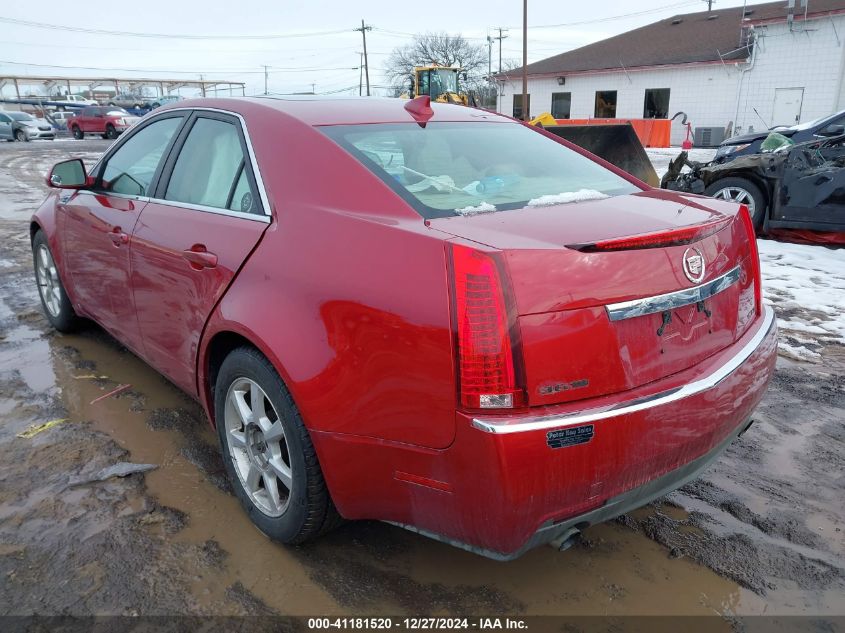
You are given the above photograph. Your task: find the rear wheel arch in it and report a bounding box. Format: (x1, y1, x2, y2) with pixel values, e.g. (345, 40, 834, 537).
(201, 329, 296, 429)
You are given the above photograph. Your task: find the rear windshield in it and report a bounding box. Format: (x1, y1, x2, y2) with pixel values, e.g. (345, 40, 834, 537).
(320, 121, 639, 218)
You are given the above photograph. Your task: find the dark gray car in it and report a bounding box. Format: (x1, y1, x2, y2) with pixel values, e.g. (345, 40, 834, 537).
(715, 109, 845, 163)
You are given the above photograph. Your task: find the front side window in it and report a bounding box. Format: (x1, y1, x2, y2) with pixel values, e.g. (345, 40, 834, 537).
(430, 70, 457, 99)
(0, 114, 11, 123)
(321, 122, 638, 218)
(595, 91, 617, 118)
(643, 88, 670, 119)
(551, 92, 571, 119)
(100, 116, 183, 196)
(165, 117, 257, 213)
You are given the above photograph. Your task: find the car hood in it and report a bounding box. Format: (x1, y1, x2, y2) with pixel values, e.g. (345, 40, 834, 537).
(720, 128, 796, 146)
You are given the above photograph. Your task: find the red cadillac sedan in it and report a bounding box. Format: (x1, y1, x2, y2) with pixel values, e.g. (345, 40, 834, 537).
(31, 96, 776, 559)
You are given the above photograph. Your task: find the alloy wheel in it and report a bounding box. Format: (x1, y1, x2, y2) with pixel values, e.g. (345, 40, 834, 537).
(224, 377, 293, 517)
(710, 186, 756, 215)
(36, 244, 61, 318)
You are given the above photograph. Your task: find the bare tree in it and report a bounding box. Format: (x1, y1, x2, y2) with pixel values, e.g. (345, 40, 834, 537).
(384, 32, 488, 91)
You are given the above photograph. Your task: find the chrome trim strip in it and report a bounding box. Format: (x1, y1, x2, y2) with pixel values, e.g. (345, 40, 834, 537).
(472, 305, 775, 435)
(605, 266, 741, 322)
(145, 198, 271, 223)
(73, 187, 270, 223)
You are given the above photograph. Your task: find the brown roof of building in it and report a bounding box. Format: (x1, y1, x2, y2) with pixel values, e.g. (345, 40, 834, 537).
(503, 0, 845, 78)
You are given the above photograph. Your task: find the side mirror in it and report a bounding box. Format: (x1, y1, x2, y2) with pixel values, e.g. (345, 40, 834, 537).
(47, 159, 87, 189)
(818, 124, 845, 137)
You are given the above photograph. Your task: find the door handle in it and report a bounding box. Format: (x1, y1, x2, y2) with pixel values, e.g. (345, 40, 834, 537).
(109, 227, 129, 246)
(182, 245, 218, 270)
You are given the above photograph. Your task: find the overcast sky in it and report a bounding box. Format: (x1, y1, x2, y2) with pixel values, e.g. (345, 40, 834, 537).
(1, 0, 755, 97)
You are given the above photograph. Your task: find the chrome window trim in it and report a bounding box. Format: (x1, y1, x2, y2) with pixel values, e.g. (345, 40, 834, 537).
(86, 106, 273, 221)
(74, 190, 270, 224)
(146, 198, 271, 223)
(605, 266, 741, 322)
(472, 305, 775, 435)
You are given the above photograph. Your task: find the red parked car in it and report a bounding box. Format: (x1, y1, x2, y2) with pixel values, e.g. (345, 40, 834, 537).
(69, 105, 141, 139)
(31, 97, 776, 559)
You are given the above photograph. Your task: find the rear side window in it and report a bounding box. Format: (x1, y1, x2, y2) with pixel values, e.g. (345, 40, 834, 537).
(100, 117, 183, 196)
(164, 117, 258, 213)
(321, 122, 638, 218)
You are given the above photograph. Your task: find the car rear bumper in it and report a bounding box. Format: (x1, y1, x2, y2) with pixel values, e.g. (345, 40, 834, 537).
(312, 306, 777, 558)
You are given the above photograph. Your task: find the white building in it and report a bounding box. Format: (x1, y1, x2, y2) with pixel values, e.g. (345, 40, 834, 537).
(498, 0, 845, 146)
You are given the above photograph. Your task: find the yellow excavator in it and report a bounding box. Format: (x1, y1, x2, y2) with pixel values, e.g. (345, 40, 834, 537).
(403, 65, 476, 106)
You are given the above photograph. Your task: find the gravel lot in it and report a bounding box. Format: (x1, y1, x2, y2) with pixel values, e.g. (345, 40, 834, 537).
(0, 139, 843, 622)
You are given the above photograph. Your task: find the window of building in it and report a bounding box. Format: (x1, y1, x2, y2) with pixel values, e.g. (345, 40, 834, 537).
(594, 91, 617, 118)
(551, 92, 571, 119)
(513, 94, 530, 120)
(644, 88, 670, 119)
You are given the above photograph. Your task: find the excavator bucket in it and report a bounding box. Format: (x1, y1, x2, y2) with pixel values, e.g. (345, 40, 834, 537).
(541, 123, 660, 187)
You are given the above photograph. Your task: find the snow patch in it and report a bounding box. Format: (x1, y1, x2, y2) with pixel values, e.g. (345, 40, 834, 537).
(758, 238, 845, 361)
(527, 189, 608, 207)
(455, 202, 496, 216)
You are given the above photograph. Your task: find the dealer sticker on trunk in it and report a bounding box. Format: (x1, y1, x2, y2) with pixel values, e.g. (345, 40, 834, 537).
(547, 424, 594, 449)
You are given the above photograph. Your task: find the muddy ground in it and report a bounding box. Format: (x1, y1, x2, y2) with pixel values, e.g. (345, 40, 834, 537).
(0, 140, 843, 625)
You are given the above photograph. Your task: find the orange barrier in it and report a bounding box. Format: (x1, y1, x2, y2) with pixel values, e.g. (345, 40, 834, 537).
(554, 118, 671, 148)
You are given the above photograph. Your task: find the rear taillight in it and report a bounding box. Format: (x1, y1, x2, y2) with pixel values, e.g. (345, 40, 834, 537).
(567, 216, 732, 252)
(738, 204, 762, 315)
(449, 244, 524, 409)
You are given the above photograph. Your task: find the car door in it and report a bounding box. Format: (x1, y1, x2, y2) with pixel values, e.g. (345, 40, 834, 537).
(0, 114, 13, 140)
(60, 113, 186, 352)
(129, 110, 270, 395)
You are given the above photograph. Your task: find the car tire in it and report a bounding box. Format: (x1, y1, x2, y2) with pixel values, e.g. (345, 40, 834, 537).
(215, 346, 341, 544)
(72, 126, 83, 140)
(704, 177, 766, 228)
(104, 124, 116, 139)
(14, 130, 27, 142)
(32, 230, 79, 332)
(108, 102, 116, 106)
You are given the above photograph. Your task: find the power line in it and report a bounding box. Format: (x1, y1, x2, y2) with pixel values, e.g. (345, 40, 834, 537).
(516, 1, 700, 29)
(0, 17, 353, 40)
(0, 59, 358, 74)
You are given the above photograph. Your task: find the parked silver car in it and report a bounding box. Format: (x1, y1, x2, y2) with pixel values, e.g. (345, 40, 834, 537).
(0, 110, 55, 141)
(107, 92, 154, 110)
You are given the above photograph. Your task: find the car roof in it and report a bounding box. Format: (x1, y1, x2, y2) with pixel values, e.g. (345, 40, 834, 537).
(161, 96, 511, 127)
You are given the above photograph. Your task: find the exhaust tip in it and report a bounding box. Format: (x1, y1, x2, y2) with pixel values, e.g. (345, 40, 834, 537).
(549, 527, 582, 552)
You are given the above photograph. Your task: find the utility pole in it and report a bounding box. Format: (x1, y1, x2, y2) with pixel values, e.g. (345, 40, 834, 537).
(495, 27, 509, 73)
(487, 34, 493, 78)
(355, 20, 372, 96)
(521, 0, 528, 120)
(263, 65, 269, 95)
(358, 52, 364, 96)
(703, 0, 715, 10)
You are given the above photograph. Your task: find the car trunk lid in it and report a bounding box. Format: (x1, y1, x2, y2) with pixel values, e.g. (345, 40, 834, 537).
(432, 190, 759, 407)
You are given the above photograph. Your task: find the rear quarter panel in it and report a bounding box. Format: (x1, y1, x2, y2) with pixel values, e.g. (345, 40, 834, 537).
(198, 105, 458, 449)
